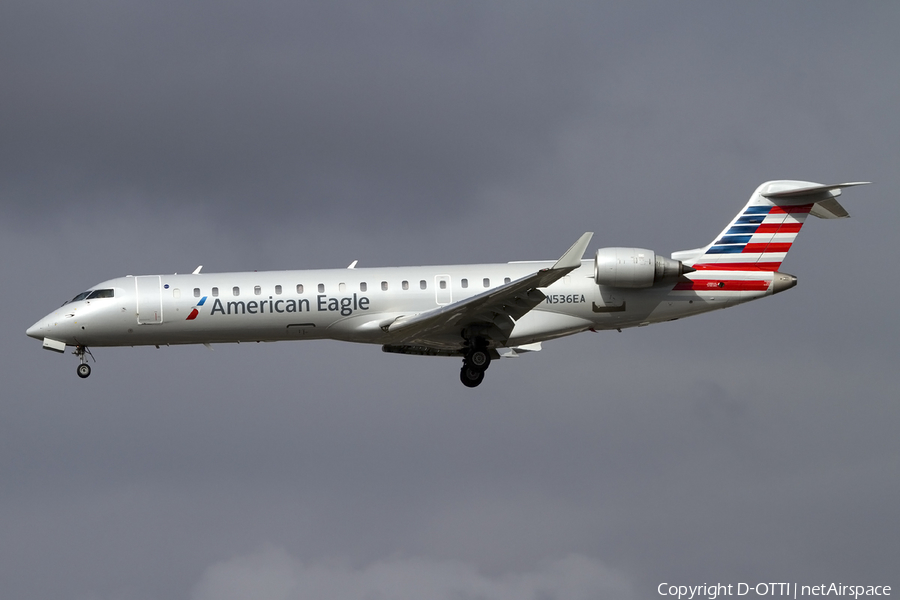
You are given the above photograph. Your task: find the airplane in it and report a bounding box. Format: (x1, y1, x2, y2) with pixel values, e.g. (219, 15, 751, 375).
(26, 180, 867, 387)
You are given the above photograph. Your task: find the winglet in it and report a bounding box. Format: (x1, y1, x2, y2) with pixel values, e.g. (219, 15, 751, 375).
(552, 232, 593, 270)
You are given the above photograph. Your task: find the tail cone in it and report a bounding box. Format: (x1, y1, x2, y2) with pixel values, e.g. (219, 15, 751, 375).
(772, 272, 797, 294)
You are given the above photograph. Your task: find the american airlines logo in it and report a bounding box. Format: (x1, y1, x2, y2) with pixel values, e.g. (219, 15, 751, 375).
(187, 293, 372, 320)
(185, 296, 207, 320)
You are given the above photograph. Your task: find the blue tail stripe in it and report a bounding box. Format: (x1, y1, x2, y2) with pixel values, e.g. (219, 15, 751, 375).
(726, 225, 760, 235)
(744, 206, 772, 214)
(707, 245, 746, 254)
(715, 235, 752, 245)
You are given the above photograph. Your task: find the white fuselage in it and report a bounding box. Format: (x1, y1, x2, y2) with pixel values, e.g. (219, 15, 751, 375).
(26, 260, 778, 351)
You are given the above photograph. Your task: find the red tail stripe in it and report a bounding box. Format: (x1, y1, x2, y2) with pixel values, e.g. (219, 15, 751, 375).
(691, 262, 782, 271)
(770, 204, 813, 214)
(673, 280, 770, 292)
(755, 223, 802, 234)
(743, 243, 792, 253)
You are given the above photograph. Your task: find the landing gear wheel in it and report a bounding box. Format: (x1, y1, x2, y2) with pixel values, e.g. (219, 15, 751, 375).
(73, 344, 94, 379)
(460, 364, 485, 388)
(468, 349, 491, 370)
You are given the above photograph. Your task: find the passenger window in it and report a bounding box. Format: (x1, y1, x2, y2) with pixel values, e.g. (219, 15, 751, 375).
(233, 286, 240, 296)
(360, 282, 367, 292)
(381, 281, 388, 291)
(504, 277, 511, 284)
(483, 278, 490, 288)
(420, 280, 427, 290)
(402, 281, 409, 290)
(296, 284, 304, 294)
(275, 285, 282, 295)
(318, 283, 325, 293)
(461, 278, 468, 289)
(173, 288, 181, 299)
(339, 283, 346, 292)
(254, 285, 261, 295)
(194, 288, 201, 298)
(440, 280, 447, 290)
(212, 287, 219, 297)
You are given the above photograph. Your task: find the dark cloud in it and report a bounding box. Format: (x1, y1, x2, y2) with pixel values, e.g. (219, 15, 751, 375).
(1, 2, 607, 234)
(2, 2, 899, 599)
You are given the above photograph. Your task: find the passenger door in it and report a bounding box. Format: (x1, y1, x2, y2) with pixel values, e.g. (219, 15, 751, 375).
(135, 276, 163, 324)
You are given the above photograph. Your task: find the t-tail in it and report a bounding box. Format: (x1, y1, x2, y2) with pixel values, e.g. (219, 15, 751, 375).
(673, 180, 869, 274)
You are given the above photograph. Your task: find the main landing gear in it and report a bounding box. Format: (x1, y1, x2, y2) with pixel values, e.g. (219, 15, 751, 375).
(74, 345, 94, 379)
(459, 342, 492, 388)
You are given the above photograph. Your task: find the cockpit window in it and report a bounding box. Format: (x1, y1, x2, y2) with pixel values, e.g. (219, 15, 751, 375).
(67, 291, 92, 304)
(64, 289, 115, 305)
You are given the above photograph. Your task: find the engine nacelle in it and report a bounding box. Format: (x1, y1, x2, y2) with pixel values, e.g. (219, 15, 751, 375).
(594, 247, 687, 288)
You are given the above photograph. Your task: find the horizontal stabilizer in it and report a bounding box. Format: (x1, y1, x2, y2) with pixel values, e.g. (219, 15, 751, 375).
(810, 197, 850, 219)
(761, 181, 870, 199)
(762, 181, 868, 219)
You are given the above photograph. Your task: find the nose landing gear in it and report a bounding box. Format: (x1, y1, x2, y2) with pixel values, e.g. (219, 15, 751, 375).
(74, 345, 94, 379)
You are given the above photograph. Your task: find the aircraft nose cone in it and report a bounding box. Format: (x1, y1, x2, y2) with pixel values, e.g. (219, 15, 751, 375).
(26, 320, 44, 340)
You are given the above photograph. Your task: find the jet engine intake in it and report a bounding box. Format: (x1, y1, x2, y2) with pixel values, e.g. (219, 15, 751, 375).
(594, 247, 688, 288)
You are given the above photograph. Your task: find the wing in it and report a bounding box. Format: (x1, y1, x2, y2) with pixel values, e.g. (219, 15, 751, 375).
(381, 233, 593, 354)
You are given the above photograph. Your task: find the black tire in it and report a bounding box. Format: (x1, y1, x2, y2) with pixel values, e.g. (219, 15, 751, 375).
(77, 363, 91, 379)
(468, 349, 491, 370)
(460, 364, 485, 388)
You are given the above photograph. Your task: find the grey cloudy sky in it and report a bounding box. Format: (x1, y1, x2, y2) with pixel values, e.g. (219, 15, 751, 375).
(2, 2, 899, 599)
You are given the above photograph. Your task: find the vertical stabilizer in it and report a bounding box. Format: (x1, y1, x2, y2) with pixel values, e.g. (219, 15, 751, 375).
(673, 181, 868, 271)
